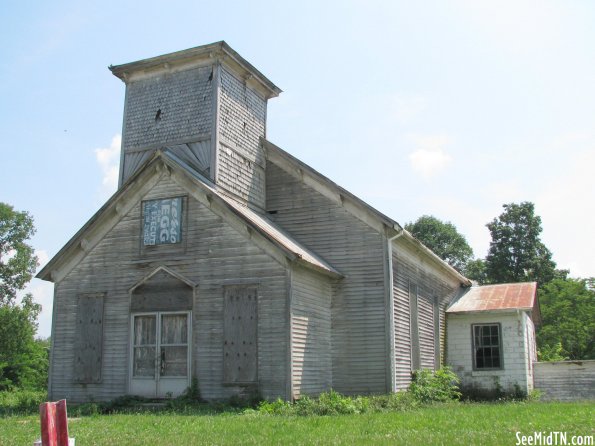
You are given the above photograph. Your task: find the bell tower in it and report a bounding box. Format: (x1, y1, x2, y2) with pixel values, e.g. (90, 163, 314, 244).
(110, 41, 281, 211)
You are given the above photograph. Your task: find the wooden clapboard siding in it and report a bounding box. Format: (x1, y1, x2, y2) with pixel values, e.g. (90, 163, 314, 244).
(417, 286, 435, 370)
(290, 266, 332, 398)
(50, 175, 288, 402)
(267, 161, 386, 395)
(393, 254, 412, 390)
(392, 241, 460, 390)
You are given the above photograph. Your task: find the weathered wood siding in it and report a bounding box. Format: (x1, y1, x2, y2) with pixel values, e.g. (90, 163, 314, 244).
(392, 242, 460, 390)
(50, 174, 288, 402)
(266, 161, 387, 394)
(290, 266, 332, 398)
(217, 66, 267, 209)
(534, 360, 595, 401)
(121, 66, 214, 182)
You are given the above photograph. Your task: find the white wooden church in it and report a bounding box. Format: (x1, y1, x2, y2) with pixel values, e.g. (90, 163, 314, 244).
(38, 42, 539, 401)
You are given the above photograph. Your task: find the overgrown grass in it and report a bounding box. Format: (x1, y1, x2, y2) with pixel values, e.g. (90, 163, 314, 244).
(1, 401, 592, 445)
(1, 370, 592, 445)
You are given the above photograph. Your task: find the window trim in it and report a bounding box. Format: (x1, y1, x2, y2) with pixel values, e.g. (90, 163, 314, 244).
(471, 323, 503, 371)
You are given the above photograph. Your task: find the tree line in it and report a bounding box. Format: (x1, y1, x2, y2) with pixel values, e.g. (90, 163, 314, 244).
(406, 202, 594, 361)
(0, 203, 48, 391)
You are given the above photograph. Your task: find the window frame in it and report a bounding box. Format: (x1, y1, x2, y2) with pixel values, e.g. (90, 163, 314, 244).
(471, 323, 503, 371)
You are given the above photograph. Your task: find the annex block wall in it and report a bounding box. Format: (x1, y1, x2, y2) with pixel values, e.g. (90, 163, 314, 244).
(447, 312, 532, 395)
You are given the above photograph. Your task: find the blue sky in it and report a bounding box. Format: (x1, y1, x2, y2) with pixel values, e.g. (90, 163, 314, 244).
(2, 0, 594, 338)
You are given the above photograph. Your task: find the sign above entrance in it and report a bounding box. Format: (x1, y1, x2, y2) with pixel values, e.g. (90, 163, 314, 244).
(143, 197, 183, 246)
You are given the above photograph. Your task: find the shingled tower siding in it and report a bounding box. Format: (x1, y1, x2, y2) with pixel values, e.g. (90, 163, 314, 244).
(120, 66, 214, 183)
(216, 66, 267, 210)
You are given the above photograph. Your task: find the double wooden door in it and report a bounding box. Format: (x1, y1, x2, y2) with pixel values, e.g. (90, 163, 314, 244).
(129, 311, 191, 397)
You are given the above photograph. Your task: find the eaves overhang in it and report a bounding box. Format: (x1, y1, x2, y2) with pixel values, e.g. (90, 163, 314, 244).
(109, 41, 282, 99)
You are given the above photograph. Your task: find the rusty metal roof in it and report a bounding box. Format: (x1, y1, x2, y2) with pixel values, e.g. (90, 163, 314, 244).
(447, 282, 538, 313)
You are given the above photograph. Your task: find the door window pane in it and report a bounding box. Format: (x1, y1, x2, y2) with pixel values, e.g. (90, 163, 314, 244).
(134, 316, 156, 345)
(160, 346, 188, 376)
(161, 314, 188, 344)
(133, 346, 156, 377)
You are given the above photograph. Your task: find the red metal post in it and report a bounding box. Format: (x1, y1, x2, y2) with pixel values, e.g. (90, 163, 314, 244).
(39, 400, 70, 446)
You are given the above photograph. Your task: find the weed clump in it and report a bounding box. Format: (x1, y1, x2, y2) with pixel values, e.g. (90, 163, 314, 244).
(256, 367, 461, 416)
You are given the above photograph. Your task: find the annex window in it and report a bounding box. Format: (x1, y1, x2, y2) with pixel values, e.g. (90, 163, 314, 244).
(142, 197, 183, 246)
(472, 324, 502, 370)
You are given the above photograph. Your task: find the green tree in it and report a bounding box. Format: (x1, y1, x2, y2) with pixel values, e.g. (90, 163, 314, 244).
(0, 203, 47, 390)
(464, 258, 488, 284)
(0, 294, 48, 390)
(405, 215, 473, 272)
(484, 202, 556, 285)
(0, 203, 37, 303)
(537, 278, 594, 360)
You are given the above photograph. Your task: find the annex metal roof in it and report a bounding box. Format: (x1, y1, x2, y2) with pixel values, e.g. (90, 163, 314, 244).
(447, 282, 538, 314)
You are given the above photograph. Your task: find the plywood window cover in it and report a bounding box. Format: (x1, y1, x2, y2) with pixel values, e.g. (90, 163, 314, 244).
(222, 285, 258, 385)
(73, 292, 105, 384)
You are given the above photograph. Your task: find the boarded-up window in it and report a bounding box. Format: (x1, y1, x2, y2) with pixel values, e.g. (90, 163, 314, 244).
(74, 293, 105, 383)
(142, 197, 183, 246)
(409, 282, 420, 371)
(223, 286, 258, 384)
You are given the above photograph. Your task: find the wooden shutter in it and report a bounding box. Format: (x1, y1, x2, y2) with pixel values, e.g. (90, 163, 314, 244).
(223, 286, 258, 384)
(74, 293, 105, 383)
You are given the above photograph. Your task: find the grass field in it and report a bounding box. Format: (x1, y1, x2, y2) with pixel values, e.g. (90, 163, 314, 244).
(1, 401, 593, 445)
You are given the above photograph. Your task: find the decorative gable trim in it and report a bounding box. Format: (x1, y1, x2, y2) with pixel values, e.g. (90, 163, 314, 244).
(129, 265, 196, 294)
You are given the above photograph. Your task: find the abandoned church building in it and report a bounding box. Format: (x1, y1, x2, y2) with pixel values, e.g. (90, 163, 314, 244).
(38, 42, 539, 402)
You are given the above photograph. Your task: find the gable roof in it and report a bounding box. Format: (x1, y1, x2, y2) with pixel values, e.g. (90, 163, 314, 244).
(447, 282, 540, 321)
(37, 149, 340, 283)
(263, 138, 472, 286)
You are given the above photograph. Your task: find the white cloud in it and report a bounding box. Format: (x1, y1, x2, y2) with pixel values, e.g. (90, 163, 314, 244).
(95, 134, 121, 198)
(408, 134, 453, 179)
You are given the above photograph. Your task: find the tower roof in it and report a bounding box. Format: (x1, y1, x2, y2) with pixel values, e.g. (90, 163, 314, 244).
(109, 41, 282, 99)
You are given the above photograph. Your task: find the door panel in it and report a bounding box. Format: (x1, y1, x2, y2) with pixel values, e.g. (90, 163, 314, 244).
(130, 312, 190, 397)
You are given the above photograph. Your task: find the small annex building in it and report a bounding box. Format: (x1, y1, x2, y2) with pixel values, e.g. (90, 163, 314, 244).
(38, 41, 538, 402)
(446, 282, 540, 396)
